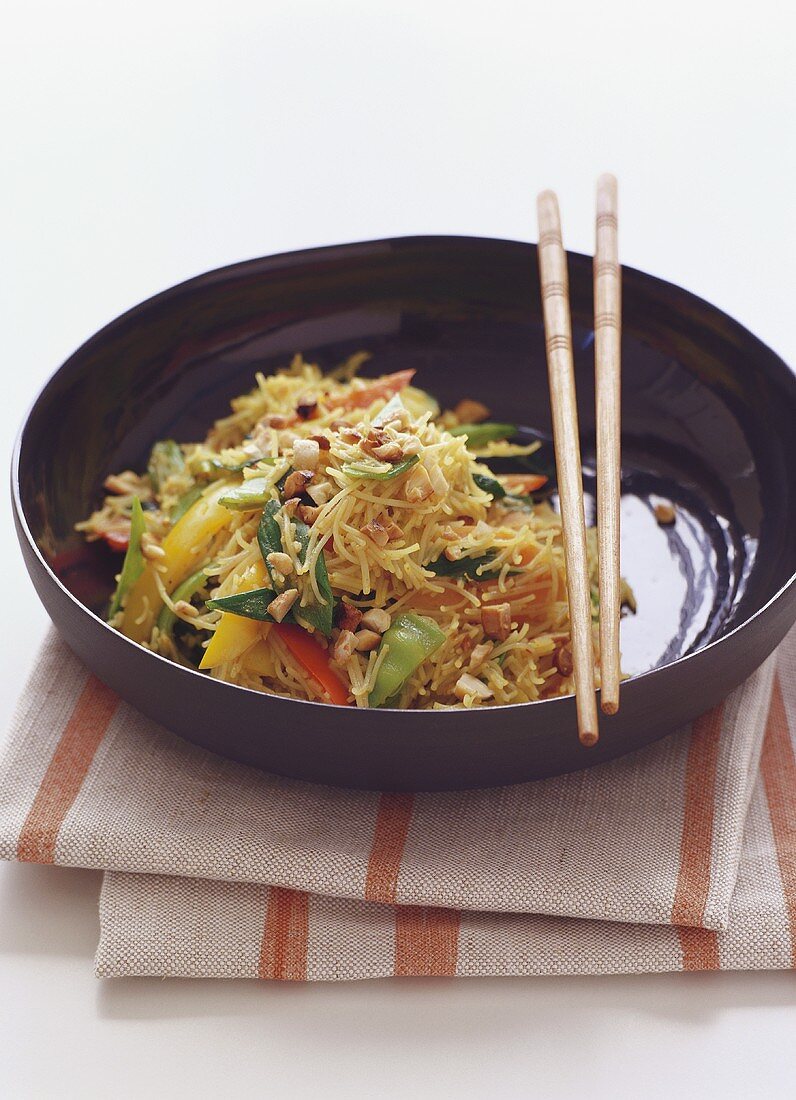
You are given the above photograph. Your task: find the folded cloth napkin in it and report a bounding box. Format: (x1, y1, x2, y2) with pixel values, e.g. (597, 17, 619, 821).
(1, 627, 794, 980)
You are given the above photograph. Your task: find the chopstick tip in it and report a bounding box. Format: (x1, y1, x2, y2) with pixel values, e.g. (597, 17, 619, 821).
(579, 728, 599, 748)
(600, 699, 619, 716)
(536, 188, 559, 217)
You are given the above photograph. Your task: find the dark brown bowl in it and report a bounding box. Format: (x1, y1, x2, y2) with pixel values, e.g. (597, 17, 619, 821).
(12, 237, 796, 789)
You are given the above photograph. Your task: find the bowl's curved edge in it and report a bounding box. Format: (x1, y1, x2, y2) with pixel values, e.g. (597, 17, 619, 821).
(14, 483, 796, 791)
(10, 235, 796, 790)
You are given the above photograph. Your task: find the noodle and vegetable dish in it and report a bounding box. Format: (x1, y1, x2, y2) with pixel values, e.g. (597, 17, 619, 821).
(78, 356, 630, 709)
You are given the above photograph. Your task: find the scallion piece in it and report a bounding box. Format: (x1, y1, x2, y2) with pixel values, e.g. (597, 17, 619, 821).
(147, 440, 185, 493)
(108, 497, 146, 617)
(219, 477, 273, 510)
(449, 423, 516, 447)
(342, 455, 419, 481)
(426, 551, 500, 579)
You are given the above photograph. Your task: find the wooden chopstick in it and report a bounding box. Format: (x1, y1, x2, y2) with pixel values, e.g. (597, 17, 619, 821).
(594, 173, 622, 715)
(536, 190, 599, 747)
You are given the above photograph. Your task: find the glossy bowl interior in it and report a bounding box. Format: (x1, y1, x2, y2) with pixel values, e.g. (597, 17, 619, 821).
(13, 237, 796, 789)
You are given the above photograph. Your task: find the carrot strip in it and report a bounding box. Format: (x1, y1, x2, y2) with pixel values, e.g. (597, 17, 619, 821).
(102, 529, 130, 553)
(501, 474, 548, 493)
(325, 370, 415, 411)
(274, 624, 351, 705)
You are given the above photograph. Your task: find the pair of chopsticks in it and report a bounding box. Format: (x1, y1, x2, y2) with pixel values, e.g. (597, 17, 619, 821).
(537, 175, 621, 747)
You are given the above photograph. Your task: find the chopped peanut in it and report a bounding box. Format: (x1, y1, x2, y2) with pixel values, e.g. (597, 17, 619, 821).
(292, 439, 320, 471)
(339, 427, 362, 444)
(481, 603, 511, 641)
(654, 502, 676, 525)
(268, 588, 299, 623)
(257, 413, 295, 430)
(427, 462, 447, 496)
(372, 441, 404, 462)
(309, 433, 331, 451)
(361, 608, 391, 634)
(554, 643, 573, 677)
(282, 497, 300, 518)
(295, 397, 318, 420)
(359, 428, 391, 457)
(298, 504, 321, 524)
(266, 552, 294, 576)
(332, 629, 358, 663)
(453, 398, 490, 423)
(307, 480, 334, 506)
(278, 430, 299, 451)
(454, 672, 494, 701)
(374, 404, 409, 429)
(283, 469, 314, 498)
(444, 546, 462, 561)
(354, 629, 382, 652)
(404, 463, 434, 503)
(363, 518, 391, 547)
(469, 641, 493, 670)
(338, 602, 363, 632)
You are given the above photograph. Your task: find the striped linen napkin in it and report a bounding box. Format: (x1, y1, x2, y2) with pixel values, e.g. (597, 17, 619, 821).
(0, 628, 794, 980)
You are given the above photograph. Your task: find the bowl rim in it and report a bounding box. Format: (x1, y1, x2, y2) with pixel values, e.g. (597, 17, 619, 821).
(11, 233, 796, 721)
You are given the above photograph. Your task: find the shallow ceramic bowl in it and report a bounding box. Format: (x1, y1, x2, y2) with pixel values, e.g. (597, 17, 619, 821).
(12, 237, 796, 789)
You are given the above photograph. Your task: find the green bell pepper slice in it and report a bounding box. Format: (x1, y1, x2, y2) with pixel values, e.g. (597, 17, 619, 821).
(368, 612, 445, 708)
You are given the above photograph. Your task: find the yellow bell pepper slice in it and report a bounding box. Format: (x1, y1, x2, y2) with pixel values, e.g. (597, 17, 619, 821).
(235, 634, 274, 676)
(199, 560, 269, 670)
(121, 480, 232, 643)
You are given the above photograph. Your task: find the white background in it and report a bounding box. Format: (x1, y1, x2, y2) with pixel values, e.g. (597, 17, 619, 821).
(1, 1, 795, 1096)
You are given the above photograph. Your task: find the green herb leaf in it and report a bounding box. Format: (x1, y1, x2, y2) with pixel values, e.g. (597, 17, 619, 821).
(426, 551, 500, 579)
(206, 588, 279, 622)
(148, 440, 185, 493)
(342, 455, 419, 481)
(257, 500, 283, 586)
(257, 500, 334, 635)
(449, 423, 516, 447)
(472, 473, 506, 499)
(108, 497, 146, 617)
(291, 518, 335, 636)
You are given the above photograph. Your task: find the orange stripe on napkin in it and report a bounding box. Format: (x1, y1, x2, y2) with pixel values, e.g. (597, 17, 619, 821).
(672, 705, 723, 969)
(16, 676, 118, 865)
(394, 906, 461, 977)
(259, 887, 309, 980)
(364, 793, 415, 903)
(759, 677, 796, 964)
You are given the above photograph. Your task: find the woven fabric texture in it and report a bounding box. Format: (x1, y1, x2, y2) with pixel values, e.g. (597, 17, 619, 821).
(1, 628, 795, 980)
